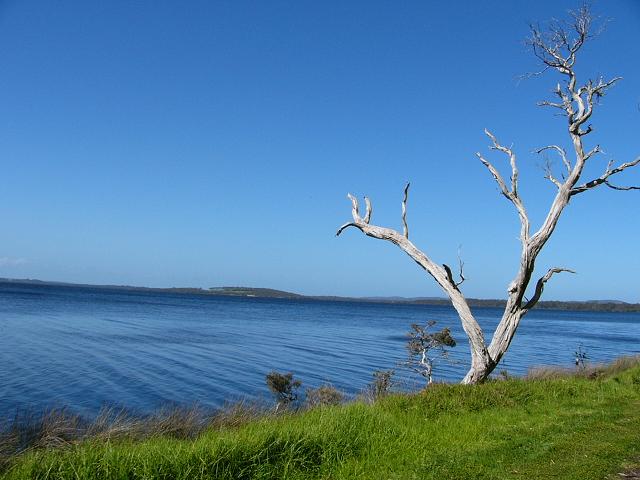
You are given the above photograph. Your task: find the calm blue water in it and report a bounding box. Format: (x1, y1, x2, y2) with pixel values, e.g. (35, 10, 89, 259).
(1, 282, 639, 419)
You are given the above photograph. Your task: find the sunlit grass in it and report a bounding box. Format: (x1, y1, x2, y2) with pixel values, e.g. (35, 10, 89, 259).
(3, 357, 640, 479)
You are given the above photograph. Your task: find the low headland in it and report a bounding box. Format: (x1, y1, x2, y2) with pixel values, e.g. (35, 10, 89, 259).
(3, 278, 640, 312)
(2, 356, 640, 479)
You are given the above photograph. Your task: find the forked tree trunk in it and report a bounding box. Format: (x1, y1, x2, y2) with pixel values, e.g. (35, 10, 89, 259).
(337, 6, 639, 384)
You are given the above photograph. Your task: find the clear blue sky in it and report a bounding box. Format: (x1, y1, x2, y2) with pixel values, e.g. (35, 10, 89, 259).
(0, 1, 638, 301)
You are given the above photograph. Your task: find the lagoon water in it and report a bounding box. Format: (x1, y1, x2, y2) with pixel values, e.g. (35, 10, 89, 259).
(1, 281, 639, 419)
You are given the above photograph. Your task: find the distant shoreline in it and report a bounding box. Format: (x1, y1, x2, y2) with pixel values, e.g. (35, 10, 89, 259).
(2, 277, 639, 313)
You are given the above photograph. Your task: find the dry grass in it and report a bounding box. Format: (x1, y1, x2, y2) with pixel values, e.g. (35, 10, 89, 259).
(305, 384, 344, 408)
(0, 409, 85, 453)
(0, 401, 271, 470)
(207, 400, 266, 430)
(599, 355, 640, 376)
(526, 355, 640, 381)
(525, 365, 576, 380)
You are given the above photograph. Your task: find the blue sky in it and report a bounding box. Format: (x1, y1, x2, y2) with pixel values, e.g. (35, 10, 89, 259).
(0, 1, 638, 300)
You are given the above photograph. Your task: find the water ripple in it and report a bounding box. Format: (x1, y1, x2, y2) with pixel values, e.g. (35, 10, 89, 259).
(1, 282, 639, 417)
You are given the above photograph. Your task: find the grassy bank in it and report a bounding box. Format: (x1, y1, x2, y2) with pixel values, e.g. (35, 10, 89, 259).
(2, 358, 640, 479)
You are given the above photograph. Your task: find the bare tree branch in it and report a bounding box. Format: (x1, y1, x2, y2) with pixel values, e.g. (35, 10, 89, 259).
(538, 100, 566, 110)
(336, 222, 356, 237)
(525, 7, 621, 137)
(477, 130, 530, 242)
(535, 145, 571, 173)
(570, 157, 640, 196)
(443, 264, 456, 289)
(602, 181, 640, 191)
(543, 158, 563, 188)
(443, 256, 465, 290)
(526, 5, 594, 73)
(336, 193, 363, 236)
(336, 187, 491, 377)
(486, 130, 519, 194)
(583, 144, 602, 162)
(402, 183, 410, 239)
(347, 193, 359, 220)
(523, 268, 576, 310)
(477, 152, 511, 199)
(456, 247, 466, 288)
(364, 196, 372, 224)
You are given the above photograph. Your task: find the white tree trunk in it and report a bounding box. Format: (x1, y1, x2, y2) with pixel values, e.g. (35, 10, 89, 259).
(337, 7, 639, 384)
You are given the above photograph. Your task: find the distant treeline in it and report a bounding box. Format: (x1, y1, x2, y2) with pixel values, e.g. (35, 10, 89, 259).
(2, 279, 639, 312)
(410, 298, 640, 313)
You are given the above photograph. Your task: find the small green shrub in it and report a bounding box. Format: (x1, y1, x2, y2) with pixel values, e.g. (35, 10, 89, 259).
(266, 371, 302, 411)
(404, 321, 456, 385)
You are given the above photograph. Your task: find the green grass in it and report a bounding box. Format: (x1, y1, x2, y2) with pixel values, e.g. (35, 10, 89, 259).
(3, 360, 640, 479)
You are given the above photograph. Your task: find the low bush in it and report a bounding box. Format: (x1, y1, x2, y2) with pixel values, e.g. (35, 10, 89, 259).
(305, 384, 344, 408)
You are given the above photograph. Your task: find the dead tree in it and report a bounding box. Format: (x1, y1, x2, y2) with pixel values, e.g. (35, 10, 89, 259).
(337, 5, 639, 384)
